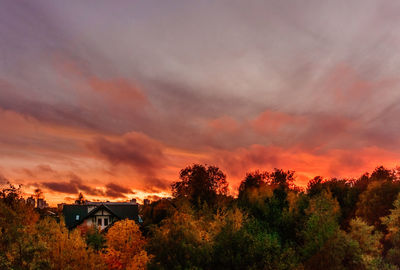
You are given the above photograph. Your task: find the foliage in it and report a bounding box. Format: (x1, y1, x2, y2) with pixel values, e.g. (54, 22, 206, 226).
(171, 164, 228, 207)
(104, 219, 150, 270)
(85, 225, 106, 251)
(381, 193, 400, 267)
(302, 190, 340, 259)
(356, 180, 400, 230)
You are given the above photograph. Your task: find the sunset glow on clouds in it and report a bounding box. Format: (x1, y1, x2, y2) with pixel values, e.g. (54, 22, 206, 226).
(2, 0, 400, 204)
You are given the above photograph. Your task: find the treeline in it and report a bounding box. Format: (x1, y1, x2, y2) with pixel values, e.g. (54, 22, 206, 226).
(2, 164, 400, 269)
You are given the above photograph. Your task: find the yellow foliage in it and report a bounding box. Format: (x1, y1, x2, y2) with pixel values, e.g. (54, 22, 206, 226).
(33, 217, 107, 270)
(105, 219, 150, 270)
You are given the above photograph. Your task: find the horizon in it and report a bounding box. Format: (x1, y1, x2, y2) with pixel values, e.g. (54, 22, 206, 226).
(2, 0, 400, 205)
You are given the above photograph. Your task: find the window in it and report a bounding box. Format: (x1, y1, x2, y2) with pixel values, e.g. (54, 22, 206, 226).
(76, 215, 79, 221)
(104, 218, 109, 226)
(98, 218, 102, 226)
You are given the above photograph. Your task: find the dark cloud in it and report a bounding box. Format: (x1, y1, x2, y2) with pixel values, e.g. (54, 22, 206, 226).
(68, 174, 105, 196)
(42, 181, 78, 194)
(89, 132, 166, 174)
(40, 174, 134, 199)
(41, 174, 103, 196)
(142, 177, 170, 193)
(105, 183, 131, 194)
(104, 183, 132, 198)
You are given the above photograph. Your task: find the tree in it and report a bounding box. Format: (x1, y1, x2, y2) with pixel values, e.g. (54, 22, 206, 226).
(302, 190, 340, 260)
(0, 183, 39, 269)
(32, 217, 107, 270)
(301, 191, 365, 269)
(356, 181, 400, 230)
(34, 188, 43, 200)
(104, 219, 150, 270)
(238, 171, 268, 200)
(306, 176, 325, 197)
(268, 168, 295, 188)
(76, 192, 86, 205)
(307, 177, 360, 228)
(141, 198, 175, 227)
(381, 193, 400, 267)
(85, 226, 106, 251)
(370, 166, 396, 182)
(212, 218, 299, 270)
(348, 217, 382, 258)
(171, 164, 228, 207)
(147, 210, 213, 270)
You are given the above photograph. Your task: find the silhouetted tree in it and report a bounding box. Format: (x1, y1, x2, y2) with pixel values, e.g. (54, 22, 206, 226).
(268, 168, 295, 188)
(34, 188, 44, 200)
(171, 164, 228, 207)
(238, 171, 268, 199)
(76, 192, 86, 205)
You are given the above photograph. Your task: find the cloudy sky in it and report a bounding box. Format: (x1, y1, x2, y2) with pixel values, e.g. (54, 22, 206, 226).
(1, 0, 400, 204)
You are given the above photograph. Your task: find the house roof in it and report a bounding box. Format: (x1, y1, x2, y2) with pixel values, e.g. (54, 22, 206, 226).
(62, 203, 139, 229)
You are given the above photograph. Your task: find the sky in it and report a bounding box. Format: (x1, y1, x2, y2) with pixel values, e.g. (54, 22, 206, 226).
(1, 0, 400, 205)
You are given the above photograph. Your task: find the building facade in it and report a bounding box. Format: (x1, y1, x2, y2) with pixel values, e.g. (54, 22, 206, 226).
(62, 202, 139, 230)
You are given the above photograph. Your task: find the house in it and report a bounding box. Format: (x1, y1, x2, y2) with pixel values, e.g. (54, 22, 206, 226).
(26, 196, 35, 207)
(37, 198, 49, 209)
(62, 201, 139, 230)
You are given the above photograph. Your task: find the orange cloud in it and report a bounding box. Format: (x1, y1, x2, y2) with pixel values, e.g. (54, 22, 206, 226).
(88, 77, 148, 105)
(251, 110, 306, 135)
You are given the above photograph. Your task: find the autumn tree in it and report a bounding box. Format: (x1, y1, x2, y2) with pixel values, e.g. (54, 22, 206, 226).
(33, 217, 107, 270)
(347, 217, 385, 268)
(0, 183, 39, 269)
(356, 180, 400, 230)
(148, 206, 248, 270)
(307, 177, 361, 227)
(104, 219, 150, 270)
(381, 193, 400, 267)
(147, 210, 213, 269)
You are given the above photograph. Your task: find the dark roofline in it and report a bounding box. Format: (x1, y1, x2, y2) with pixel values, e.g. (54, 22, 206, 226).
(72, 204, 120, 228)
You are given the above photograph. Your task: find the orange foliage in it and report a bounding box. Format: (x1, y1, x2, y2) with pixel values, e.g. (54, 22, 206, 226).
(104, 219, 150, 270)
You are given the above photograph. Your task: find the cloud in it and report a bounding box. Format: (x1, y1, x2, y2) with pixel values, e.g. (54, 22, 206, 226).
(251, 110, 307, 136)
(42, 181, 78, 194)
(40, 174, 135, 199)
(88, 77, 148, 105)
(41, 174, 103, 196)
(141, 177, 170, 193)
(88, 132, 166, 174)
(69, 174, 105, 196)
(2, 0, 400, 204)
(104, 183, 132, 198)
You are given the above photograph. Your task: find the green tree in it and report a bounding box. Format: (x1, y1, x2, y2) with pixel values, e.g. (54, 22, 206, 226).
(85, 226, 106, 251)
(302, 190, 340, 261)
